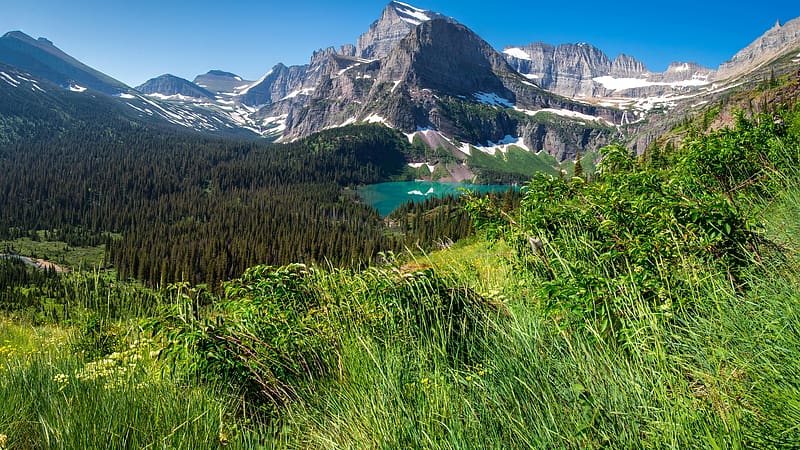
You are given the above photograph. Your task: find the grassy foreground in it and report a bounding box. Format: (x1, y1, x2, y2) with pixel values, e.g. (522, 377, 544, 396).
(1, 110, 800, 448)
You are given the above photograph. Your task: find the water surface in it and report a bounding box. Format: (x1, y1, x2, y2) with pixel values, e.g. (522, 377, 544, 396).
(357, 181, 515, 216)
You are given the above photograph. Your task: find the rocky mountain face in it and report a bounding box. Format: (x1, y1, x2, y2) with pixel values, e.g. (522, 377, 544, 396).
(264, 18, 620, 164)
(717, 17, 800, 81)
(356, 1, 450, 59)
(136, 74, 214, 100)
(502, 42, 713, 98)
(0, 31, 129, 95)
(238, 63, 309, 107)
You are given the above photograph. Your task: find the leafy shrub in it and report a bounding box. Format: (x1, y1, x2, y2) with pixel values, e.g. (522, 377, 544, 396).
(72, 311, 123, 358)
(151, 264, 337, 407)
(465, 109, 798, 343)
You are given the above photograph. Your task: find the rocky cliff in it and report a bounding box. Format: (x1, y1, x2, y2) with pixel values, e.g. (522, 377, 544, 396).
(355, 1, 450, 59)
(502, 41, 713, 99)
(716, 17, 800, 81)
(266, 18, 619, 162)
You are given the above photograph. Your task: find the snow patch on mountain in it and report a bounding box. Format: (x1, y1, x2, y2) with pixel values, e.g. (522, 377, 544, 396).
(593, 75, 710, 91)
(364, 114, 391, 126)
(146, 92, 204, 102)
(503, 47, 531, 60)
(516, 107, 613, 126)
(0, 72, 20, 86)
(392, 1, 432, 26)
(281, 88, 315, 100)
(69, 84, 87, 92)
(471, 135, 530, 156)
(407, 162, 436, 173)
(473, 92, 514, 108)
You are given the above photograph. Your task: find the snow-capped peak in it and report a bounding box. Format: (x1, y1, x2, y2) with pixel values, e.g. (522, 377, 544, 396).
(390, 1, 432, 26)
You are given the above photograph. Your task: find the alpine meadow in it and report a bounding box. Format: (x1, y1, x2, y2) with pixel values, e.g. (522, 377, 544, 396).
(2, 1, 800, 448)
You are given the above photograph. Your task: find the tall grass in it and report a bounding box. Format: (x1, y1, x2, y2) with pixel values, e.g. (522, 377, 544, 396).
(261, 180, 800, 448)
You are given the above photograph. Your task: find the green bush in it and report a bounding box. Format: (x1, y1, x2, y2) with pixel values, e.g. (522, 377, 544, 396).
(466, 109, 798, 344)
(151, 264, 337, 407)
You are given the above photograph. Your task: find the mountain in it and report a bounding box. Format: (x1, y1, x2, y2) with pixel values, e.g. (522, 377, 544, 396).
(193, 70, 252, 94)
(0, 31, 129, 95)
(136, 74, 214, 101)
(261, 17, 620, 168)
(501, 42, 713, 99)
(4, 2, 800, 178)
(356, 1, 451, 59)
(717, 17, 800, 81)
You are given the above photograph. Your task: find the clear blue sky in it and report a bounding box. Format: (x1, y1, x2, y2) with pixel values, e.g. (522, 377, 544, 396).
(2, 0, 799, 87)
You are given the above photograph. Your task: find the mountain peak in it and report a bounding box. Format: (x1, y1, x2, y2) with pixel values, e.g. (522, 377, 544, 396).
(0, 30, 128, 94)
(3, 30, 32, 40)
(136, 74, 214, 100)
(388, 1, 435, 26)
(355, 2, 450, 59)
(205, 70, 241, 79)
(717, 16, 800, 81)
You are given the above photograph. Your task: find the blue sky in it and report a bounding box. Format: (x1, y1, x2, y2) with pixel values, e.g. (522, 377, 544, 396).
(2, 0, 799, 87)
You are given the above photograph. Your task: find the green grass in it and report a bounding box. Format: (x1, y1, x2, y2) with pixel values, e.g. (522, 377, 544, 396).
(0, 236, 106, 271)
(2, 210, 800, 448)
(467, 145, 561, 181)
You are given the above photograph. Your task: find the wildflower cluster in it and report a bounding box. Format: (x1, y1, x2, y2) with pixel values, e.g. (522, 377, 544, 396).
(457, 362, 494, 386)
(53, 373, 70, 391)
(75, 348, 143, 389)
(0, 343, 14, 358)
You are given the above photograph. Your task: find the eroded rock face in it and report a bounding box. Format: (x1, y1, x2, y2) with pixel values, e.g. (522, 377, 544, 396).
(504, 42, 625, 97)
(611, 54, 648, 78)
(238, 63, 308, 107)
(503, 42, 714, 99)
(355, 2, 450, 59)
(716, 17, 800, 81)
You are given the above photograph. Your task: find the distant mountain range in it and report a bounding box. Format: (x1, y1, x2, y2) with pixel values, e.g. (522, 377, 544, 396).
(2, 1, 800, 180)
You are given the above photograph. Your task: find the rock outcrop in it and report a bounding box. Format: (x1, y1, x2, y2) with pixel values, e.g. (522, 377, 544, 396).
(355, 1, 450, 59)
(716, 17, 800, 81)
(502, 42, 714, 99)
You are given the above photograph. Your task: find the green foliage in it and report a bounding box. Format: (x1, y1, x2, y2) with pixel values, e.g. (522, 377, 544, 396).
(679, 110, 799, 200)
(152, 264, 337, 407)
(468, 145, 560, 183)
(71, 311, 123, 358)
(467, 109, 798, 343)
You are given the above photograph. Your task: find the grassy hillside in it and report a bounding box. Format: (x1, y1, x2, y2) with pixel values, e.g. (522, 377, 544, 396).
(1, 105, 800, 448)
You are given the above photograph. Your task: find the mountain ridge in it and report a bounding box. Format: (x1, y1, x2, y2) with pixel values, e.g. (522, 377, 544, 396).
(2, 3, 800, 173)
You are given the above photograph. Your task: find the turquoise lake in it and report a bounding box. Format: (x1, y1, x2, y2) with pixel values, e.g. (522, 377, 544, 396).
(357, 181, 516, 216)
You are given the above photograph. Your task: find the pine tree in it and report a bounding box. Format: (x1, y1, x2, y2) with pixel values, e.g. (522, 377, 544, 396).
(573, 150, 584, 180)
